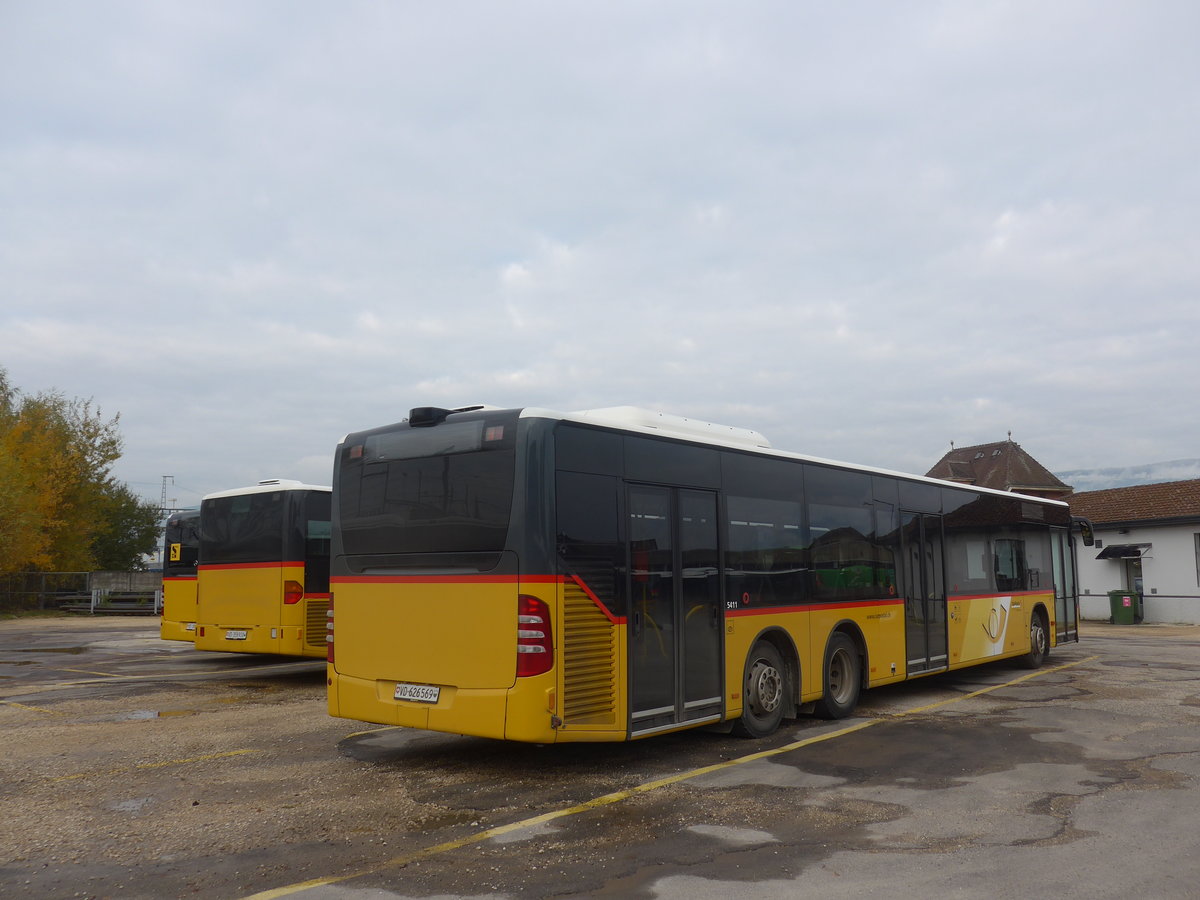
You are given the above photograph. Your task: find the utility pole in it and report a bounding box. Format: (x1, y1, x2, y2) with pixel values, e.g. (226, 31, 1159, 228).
(160, 475, 174, 514)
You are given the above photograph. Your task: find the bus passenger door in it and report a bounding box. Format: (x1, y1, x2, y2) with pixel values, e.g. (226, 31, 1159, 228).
(1051, 528, 1079, 642)
(628, 486, 723, 736)
(902, 512, 947, 675)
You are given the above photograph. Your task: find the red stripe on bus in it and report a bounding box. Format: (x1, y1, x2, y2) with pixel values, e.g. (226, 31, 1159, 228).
(329, 573, 628, 624)
(727, 597, 904, 618)
(162, 575, 197, 582)
(332, 574, 523, 584)
(199, 561, 305, 571)
(566, 574, 626, 625)
(948, 590, 1053, 601)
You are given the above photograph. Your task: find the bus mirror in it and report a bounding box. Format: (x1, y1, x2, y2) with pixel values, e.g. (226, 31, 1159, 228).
(1072, 516, 1095, 546)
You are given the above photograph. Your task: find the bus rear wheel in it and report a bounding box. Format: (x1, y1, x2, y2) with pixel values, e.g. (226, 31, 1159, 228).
(813, 632, 861, 719)
(733, 640, 786, 738)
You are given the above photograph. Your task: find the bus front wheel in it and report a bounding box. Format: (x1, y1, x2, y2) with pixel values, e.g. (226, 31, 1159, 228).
(733, 640, 786, 738)
(1020, 611, 1049, 669)
(813, 632, 861, 719)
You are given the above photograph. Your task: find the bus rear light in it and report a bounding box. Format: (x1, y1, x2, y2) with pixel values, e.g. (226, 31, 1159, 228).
(326, 595, 334, 664)
(283, 580, 304, 604)
(517, 594, 553, 677)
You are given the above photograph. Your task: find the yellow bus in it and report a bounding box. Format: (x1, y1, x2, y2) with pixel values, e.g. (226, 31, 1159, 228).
(160, 508, 201, 642)
(194, 480, 331, 658)
(327, 406, 1081, 742)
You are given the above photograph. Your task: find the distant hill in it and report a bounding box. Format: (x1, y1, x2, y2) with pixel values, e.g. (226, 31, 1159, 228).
(1056, 459, 1200, 492)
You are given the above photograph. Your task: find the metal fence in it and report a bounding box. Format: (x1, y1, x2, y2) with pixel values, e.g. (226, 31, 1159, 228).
(0, 571, 160, 614)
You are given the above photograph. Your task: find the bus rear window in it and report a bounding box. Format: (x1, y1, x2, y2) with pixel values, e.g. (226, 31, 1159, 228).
(339, 422, 516, 555)
(201, 493, 286, 564)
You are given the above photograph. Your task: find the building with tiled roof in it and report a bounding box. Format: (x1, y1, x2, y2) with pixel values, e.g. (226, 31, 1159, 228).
(1068, 480, 1200, 625)
(1068, 479, 1200, 526)
(926, 439, 1073, 500)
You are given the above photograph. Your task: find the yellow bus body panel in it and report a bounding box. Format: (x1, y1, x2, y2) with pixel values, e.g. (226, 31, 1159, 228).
(948, 591, 1055, 668)
(195, 563, 324, 657)
(329, 577, 632, 743)
(330, 577, 527, 739)
(837, 600, 908, 689)
(160, 576, 197, 643)
(724, 600, 908, 716)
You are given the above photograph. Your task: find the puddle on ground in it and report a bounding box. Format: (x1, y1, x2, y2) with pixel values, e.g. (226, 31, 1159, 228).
(120, 709, 197, 720)
(113, 797, 152, 813)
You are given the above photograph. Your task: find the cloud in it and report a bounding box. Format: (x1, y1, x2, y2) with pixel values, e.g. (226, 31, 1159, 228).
(2, 1, 1199, 502)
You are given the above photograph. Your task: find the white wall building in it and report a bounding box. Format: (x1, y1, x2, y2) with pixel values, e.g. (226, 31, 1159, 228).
(1069, 480, 1200, 625)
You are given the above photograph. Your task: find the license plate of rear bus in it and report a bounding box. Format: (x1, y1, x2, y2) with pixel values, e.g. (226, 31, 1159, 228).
(394, 683, 440, 703)
(224, 629, 247, 641)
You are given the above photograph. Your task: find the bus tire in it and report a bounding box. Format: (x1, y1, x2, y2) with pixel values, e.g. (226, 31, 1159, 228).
(813, 632, 861, 719)
(1020, 610, 1049, 669)
(733, 640, 786, 738)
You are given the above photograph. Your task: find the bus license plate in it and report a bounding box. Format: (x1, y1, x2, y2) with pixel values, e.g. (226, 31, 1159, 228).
(225, 629, 248, 641)
(394, 683, 440, 703)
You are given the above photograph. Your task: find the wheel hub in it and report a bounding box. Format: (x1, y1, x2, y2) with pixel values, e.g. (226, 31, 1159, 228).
(749, 661, 782, 713)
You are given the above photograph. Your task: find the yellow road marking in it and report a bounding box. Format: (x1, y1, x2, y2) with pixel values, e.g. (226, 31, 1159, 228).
(342, 725, 403, 739)
(0, 699, 62, 715)
(245, 655, 1096, 899)
(49, 748, 260, 782)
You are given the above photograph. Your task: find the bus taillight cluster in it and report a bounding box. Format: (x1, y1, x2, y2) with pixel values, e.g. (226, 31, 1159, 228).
(516, 594, 553, 677)
(326, 595, 334, 664)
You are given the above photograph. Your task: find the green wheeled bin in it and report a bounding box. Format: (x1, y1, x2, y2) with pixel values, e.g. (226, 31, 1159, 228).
(1108, 589, 1141, 625)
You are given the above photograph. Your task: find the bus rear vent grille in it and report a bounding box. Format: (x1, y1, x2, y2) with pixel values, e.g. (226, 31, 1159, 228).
(562, 581, 618, 726)
(305, 599, 330, 647)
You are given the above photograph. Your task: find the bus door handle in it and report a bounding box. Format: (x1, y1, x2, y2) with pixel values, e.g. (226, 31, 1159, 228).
(633, 609, 642, 636)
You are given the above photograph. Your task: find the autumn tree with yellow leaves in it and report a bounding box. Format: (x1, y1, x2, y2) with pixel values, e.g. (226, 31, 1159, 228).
(0, 368, 162, 575)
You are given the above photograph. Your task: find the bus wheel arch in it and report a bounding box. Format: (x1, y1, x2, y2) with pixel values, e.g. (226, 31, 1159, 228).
(1020, 604, 1050, 669)
(813, 625, 865, 720)
(732, 629, 798, 738)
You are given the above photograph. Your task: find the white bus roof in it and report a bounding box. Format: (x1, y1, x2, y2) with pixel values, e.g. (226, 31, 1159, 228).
(202, 479, 331, 501)
(517, 406, 1069, 510)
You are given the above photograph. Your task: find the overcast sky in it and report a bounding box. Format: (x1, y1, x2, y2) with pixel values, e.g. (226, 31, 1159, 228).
(3, 1, 1197, 509)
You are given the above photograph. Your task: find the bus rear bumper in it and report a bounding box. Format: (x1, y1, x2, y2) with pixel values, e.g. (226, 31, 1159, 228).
(328, 671, 567, 742)
(159, 620, 196, 643)
(194, 624, 323, 657)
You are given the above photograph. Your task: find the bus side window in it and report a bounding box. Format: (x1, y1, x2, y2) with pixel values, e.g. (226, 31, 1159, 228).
(556, 471, 624, 616)
(994, 538, 1028, 592)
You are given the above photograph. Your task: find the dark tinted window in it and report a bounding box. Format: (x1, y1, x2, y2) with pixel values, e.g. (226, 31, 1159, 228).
(556, 471, 624, 615)
(625, 436, 720, 487)
(899, 480, 941, 513)
(338, 417, 517, 555)
(725, 495, 808, 607)
(806, 465, 893, 602)
(722, 451, 804, 499)
(164, 510, 201, 575)
(556, 424, 622, 476)
(304, 492, 331, 592)
(943, 492, 992, 595)
(994, 536, 1028, 592)
(201, 492, 286, 564)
